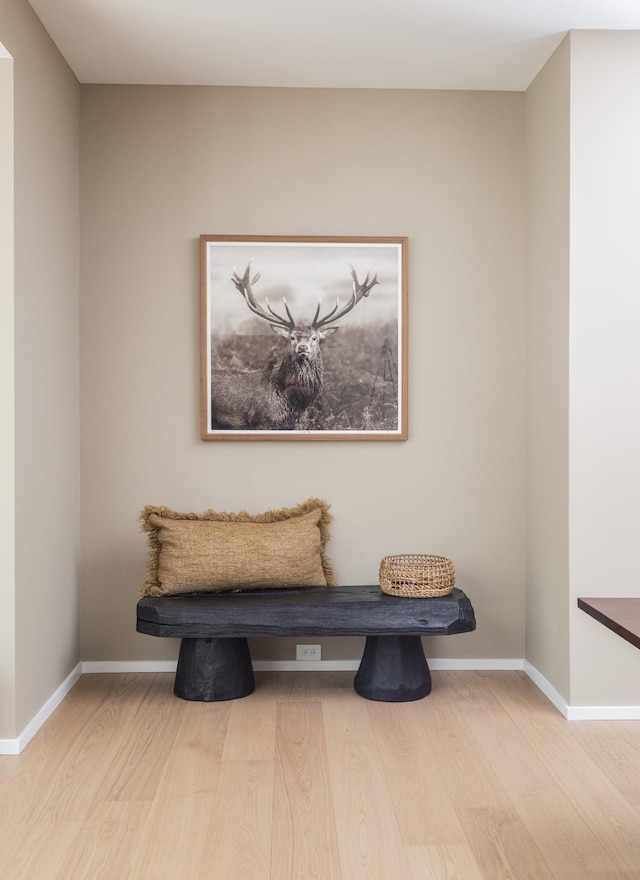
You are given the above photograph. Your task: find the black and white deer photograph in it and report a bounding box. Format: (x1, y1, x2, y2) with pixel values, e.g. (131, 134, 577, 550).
(200, 236, 407, 440)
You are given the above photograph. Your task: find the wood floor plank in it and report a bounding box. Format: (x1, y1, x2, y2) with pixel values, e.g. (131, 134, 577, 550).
(287, 669, 354, 701)
(124, 792, 215, 880)
(323, 689, 410, 878)
(271, 701, 342, 880)
(568, 719, 640, 813)
(53, 801, 151, 880)
(415, 674, 516, 811)
(30, 674, 144, 750)
(0, 820, 81, 880)
(0, 674, 151, 845)
(199, 760, 273, 880)
(615, 718, 640, 752)
(403, 843, 485, 880)
(484, 671, 640, 874)
(447, 671, 620, 877)
(149, 701, 231, 799)
(0, 752, 50, 852)
(94, 673, 191, 802)
(22, 674, 159, 824)
(367, 699, 467, 845)
(118, 690, 232, 879)
(251, 670, 295, 701)
(222, 694, 276, 762)
(120, 703, 228, 880)
(456, 807, 556, 880)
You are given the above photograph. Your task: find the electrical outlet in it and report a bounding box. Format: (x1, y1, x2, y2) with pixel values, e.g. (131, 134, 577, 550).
(296, 644, 321, 661)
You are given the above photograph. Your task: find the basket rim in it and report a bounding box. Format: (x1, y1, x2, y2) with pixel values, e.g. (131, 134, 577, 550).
(380, 553, 454, 561)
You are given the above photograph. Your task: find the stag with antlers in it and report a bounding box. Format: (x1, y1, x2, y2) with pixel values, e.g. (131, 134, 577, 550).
(210, 262, 379, 430)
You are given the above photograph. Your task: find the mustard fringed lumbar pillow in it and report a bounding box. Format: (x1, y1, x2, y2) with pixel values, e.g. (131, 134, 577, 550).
(139, 498, 336, 596)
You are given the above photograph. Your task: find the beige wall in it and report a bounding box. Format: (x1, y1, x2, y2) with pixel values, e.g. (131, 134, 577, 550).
(525, 31, 640, 709)
(79, 86, 527, 663)
(524, 38, 571, 698)
(0, 42, 15, 737)
(568, 31, 640, 706)
(0, 0, 80, 737)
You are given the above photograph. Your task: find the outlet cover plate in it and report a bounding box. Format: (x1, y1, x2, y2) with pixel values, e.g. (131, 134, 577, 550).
(296, 644, 321, 661)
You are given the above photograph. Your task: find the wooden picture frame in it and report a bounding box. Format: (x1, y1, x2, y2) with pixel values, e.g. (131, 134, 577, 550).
(200, 235, 408, 440)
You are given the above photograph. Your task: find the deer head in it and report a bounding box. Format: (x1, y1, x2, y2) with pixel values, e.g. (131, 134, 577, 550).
(230, 261, 380, 361)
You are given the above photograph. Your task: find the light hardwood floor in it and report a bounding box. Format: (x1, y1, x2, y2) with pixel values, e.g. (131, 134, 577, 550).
(1, 670, 639, 879)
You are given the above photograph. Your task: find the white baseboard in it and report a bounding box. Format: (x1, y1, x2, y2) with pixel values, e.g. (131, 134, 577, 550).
(431, 658, 524, 671)
(82, 660, 178, 673)
(81, 658, 525, 674)
(253, 659, 360, 671)
(521, 662, 640, 720)
(523, 660, 570, 717)
(0, 663, 82, 755)
(3, 657, 639, 754)
(565, 704, 640, 720)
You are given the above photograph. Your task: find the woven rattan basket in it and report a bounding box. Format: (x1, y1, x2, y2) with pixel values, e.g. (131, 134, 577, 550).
(379, 554, 456, 598)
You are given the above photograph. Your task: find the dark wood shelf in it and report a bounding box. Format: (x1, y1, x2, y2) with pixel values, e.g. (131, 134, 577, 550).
(577, 597, 640, 651)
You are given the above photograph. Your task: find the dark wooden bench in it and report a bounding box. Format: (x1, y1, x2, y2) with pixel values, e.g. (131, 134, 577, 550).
(136, 584, 476, 703)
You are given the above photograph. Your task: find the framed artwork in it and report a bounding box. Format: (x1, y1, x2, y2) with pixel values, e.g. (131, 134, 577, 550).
(200, 235, 408, 440)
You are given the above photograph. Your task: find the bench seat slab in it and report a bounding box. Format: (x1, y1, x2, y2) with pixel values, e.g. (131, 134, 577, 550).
(137, 586, 475, 638)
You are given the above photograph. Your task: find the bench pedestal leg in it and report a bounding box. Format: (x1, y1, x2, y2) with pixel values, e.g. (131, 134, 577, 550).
(354, 635, 432, 702)
(174, 637, 255, 701)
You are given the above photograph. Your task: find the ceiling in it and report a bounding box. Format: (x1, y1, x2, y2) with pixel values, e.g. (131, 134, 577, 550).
(26, 0, 640, 91)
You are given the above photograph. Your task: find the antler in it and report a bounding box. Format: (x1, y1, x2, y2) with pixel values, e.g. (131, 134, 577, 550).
(231, 262, 295, 331)
(312, 264, 380, 330)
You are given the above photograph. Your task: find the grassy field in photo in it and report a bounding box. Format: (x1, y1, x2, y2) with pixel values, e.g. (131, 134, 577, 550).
(210, 323, 399, 431)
